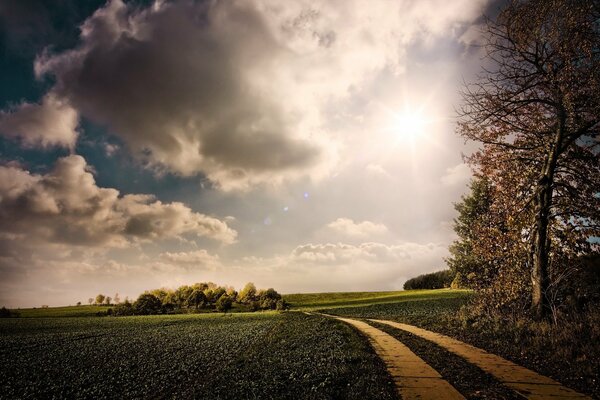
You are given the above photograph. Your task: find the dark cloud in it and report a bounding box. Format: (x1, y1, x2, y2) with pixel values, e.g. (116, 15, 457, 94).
(35, 0, 321, 189)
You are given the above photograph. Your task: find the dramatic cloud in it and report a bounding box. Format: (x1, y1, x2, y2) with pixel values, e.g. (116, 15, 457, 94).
(0, 155, 237, 247)
(327, 218, 388, 238)
(31, 0, 486, 189)
(0, 93, 78, 148)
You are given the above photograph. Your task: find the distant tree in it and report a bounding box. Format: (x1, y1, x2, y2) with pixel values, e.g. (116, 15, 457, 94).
(174, 285, 193, 307)
(113, 299, 134, 316)
(133, 293, 162, 315)
(104, 296, 112, 306)
(258, 288, 282, 310)
(215, 295, 233, 313)
(225, 286, 238, 301)
(76, 301, 82, 306)
(187, 289, 206, 310)
(403, 270, 455, 290)
(238, 282, 257, 304)
(88, 298, 93, 306)
(95, 294, 105, 305)
(113, 293, 120, 304)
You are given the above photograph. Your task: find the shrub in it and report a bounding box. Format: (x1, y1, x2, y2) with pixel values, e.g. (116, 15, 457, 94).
(133, 293, 163, 315)
(113, 301, 135, 316)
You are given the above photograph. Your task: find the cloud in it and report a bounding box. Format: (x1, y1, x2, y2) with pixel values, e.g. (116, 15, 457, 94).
(290, 242, 440, 265)
(0, 93, 79, 148)
(327, 218, 388, 237)
(0, 155, 237, 248)
(365, 163, 393, 179)
(159, 250, 220, 266)
(28, 0, 487, 189)
(223, 241, 449, 294)
(441, 163, 471, 186)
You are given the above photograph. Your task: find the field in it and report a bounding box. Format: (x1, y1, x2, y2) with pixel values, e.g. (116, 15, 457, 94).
(284, 288, 470, 311)
(318, 292, 600, 399)
(13, 305, 107, 318)
(3, 288, 598, 399)
(0, 311, 396, 399)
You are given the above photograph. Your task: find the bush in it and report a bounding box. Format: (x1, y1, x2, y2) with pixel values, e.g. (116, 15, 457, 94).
(133, 293, 163, 315)
(403, 270, 455, 290)
(113, 301, 135, 316)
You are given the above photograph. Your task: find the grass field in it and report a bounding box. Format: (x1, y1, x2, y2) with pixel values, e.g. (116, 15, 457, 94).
(3, 288, 597, 399)
(0, 311, 396, 399)
(13, 305, 107, 318)
(284, 288, 471, 310)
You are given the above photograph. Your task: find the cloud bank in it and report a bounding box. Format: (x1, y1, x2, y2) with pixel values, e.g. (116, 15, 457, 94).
(0, 155, 237, 248)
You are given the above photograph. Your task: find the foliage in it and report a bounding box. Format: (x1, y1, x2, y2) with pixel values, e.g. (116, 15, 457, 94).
(0, 313, 396, 399)
(238, 282, 257, 304)
(112, 300, 135, 316)
(95, 294, 105, 305)
(133, 293, 163, 315)
(215, 295, 233, 312)
(457, 0, 600, 318)
(446, 178, 494, 289)
(115, 282, 285, 316)
(403, 270, 454, 290)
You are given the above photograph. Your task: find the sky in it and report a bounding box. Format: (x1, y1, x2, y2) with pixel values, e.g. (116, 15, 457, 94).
(0, 0, 500, 307)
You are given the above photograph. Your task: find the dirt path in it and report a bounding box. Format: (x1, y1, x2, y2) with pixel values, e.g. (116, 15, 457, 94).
(371, 319, 591, 400)
(331, 315, 465, 400)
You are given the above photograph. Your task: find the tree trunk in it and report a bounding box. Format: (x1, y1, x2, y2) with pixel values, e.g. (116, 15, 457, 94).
(531, 120, 563, 320)
(531, 180, 552, 319)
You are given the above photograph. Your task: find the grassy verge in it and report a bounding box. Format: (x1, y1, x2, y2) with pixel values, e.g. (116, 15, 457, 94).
(0, 312, 395, 399)
(322, 291, 599, 399)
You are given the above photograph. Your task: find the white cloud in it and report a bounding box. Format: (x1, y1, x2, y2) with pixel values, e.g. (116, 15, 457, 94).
(0, 155, 237, 247)
(0, 93, 78, 149)
(159, 249, 220, 266)
(441, 163, 471, 186)
(327, 218, 388, 237)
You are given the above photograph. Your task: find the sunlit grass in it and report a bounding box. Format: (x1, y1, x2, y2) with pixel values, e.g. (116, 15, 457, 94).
(284, 288, 471, 310)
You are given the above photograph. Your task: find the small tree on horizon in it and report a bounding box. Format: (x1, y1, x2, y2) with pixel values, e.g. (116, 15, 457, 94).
(95, 294, 105, 305)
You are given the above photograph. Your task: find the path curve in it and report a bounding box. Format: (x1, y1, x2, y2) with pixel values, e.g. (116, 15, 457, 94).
(330, 315, 465, 400)
(370, 319, 591, 400)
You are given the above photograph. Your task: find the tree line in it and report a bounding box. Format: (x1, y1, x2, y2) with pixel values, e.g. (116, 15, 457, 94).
(403, 270, 454, 291)
(105, 282, 287, 316)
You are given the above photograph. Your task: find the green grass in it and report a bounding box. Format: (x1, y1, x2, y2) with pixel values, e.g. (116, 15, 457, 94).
(0, 311, 396, 399)
(14, 305, 108, 318)
(284, 288, 471, 310)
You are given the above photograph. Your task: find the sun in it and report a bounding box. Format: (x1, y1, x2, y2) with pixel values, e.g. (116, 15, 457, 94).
(391, 109, 430, 140)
